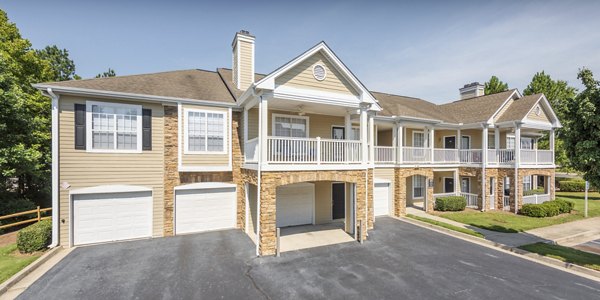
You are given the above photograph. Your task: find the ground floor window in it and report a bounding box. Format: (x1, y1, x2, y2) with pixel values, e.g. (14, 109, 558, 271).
(413, 176, 425, 198)
(523, 175, 532, 191)
(490, 177, 496, 196)
(504, 177, 510, 196)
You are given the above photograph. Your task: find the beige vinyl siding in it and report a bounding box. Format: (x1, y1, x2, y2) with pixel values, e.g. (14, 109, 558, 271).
(526, 105, 551, 123)
(377, 129, 393, 146)
(239, 40, 254, 89)
(314, 181, 333, 224)
(374, 168, 395, 213)
(460, 129, 482, 149)
(494, 98, 514, 122)
(434, 130, 456, 148)
(404, 128, 425, 147)
(232, 46, 238, 87)
(268, 110, 344, 139)
(181, 104, 229, 166)
(275, 51, 358, 96)
(247, 107, 259, 140)
(58, 96, 165, 245)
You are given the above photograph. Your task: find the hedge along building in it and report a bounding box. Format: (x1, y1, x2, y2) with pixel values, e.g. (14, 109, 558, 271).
(35, 30, 560, 256)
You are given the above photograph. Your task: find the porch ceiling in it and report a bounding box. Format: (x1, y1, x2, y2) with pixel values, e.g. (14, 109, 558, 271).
(268, 98, 355, 117)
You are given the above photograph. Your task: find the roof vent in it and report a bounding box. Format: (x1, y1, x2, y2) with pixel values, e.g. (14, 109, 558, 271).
(459, 82, 485, 100)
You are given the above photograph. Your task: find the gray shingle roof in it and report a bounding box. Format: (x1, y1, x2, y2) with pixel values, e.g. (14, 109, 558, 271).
(437, 89, 516, 124)
(371, 92, 456, 122)
(495, 94, 542, 123)
(39, 69, 236, 103)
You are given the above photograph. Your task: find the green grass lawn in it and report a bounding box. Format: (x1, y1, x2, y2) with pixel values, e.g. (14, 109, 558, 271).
(406, 214, 484, 238)
(0, 244, 40, 284)
(519, 242, 600, 271)
(436, 192, 600, 233)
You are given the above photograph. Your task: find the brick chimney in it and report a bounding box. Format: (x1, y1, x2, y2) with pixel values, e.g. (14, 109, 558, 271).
(232, 30, 255, 90)
(459, 82, 485, 100)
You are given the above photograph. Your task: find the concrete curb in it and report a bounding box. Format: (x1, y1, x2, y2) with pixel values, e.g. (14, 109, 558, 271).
(398, 216, 600, 282)
(0, 246, 62, 295)
(554, 231, 600, 246)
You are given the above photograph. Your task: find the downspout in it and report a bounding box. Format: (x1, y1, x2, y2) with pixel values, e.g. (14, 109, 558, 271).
(47, 88, 59, 248)
(255, 95, 263, 256)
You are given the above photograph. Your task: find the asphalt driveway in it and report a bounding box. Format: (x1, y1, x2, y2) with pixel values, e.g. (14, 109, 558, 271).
(18, 217, 600, 299)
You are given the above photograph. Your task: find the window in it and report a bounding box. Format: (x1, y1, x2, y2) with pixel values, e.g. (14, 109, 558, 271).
(504, 177, 511, 196)
(185, 109, 227, 153)
(351, 128, 360, 140)
(506, 136, 516, 149)
(273, 114, 308, 138)
(413, 131, 425, 147)
(488, 135, 495, 149)
(490, 177, 496, 195)
(461, 136, 471, 149)
(88, 101, 142, 152)
(523, 175, 532, 191)
(413, 175, 425, 198)
(521, 137, 533, 150)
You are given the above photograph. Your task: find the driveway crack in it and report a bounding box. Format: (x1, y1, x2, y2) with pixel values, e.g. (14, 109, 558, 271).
(244, 258, 271, 300)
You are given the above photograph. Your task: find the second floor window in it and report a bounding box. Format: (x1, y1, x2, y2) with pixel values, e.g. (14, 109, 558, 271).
(413, 131, 425, 147)
(89, 102, 142, 152)
(186, 110, 226, 153)
(273, 115, 308, 138)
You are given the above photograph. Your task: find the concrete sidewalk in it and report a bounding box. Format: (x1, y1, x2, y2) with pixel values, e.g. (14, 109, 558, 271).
(405, 207, 600, 247)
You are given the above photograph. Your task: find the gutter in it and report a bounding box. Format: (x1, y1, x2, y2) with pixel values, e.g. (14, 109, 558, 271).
(46, 88, 60, 248)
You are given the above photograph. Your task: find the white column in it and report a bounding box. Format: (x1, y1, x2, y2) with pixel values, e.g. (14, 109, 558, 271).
(549, 128, 555, 165)
(457, 128, 461, 149)
(482, 124, 489, 211)
(514, 123, 521, 213)
(454, 169, 459, 194)
(259, 97, 269, 166)
(345, 112, 352, 140)
(397, 123, 403, 164)
(429, 127, 435, 163)
(243, 107, 249, 143)
(494, 127, 500, 165)
(360, 105, 368, 164)
(392, 125, 397, 163)
(368, 114, 375, 164)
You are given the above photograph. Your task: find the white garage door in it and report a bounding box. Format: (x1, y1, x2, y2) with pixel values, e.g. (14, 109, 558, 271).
(276, 183, 314, 228)
(175, 184, 237, 235)
(374, 182, 391, 216)
(73, 191, 153, 246)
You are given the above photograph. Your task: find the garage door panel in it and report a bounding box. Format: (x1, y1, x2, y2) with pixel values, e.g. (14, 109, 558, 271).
(73, 191, 152, 246)
(374, 182, 390, 216)
(175, 187, 236, 235)
(276, 183, 314, 228)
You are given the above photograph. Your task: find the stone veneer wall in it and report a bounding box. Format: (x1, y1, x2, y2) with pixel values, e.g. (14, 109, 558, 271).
(394, 168, 434, 215)
(518, 168, 556, 206)
(256, 169, 370, 256)
(163, 107, 243, 236)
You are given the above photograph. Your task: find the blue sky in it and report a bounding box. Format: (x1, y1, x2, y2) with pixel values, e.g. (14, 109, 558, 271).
(3, 0, 600, 103)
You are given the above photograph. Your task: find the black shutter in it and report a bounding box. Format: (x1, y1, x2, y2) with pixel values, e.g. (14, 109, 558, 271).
(142, 109, 152, 150)
(74, 104, 86, 150)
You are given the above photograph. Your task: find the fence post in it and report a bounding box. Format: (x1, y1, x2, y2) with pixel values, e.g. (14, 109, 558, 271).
(37, 206, 41, 222)
(276, 227, 281, 257)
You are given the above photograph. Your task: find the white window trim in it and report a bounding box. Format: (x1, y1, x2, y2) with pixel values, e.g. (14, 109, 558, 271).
(443, 135, 456, 149)
(490, 177, 496, 196)
(412, 175, 425, 199)
(331, 124, 360, 140)
(271, 113, 310, 138)
(86, 100, 143, 153)
(412, 130, 425, 148)
(183, 108, 228, 155)
(443, 177, 454, 193)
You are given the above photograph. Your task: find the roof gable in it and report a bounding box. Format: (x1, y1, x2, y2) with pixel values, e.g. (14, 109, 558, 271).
(255, 42, 381, 111)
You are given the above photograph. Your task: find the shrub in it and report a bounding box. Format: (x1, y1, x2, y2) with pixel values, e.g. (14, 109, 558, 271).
(523, 188, 545, 196)
(520, 200, 574, 218)
(17, 219, 52, 253)
(559, 180, 586, 192)
(435, 196, 466, 211)
(521, 204, 547, 217)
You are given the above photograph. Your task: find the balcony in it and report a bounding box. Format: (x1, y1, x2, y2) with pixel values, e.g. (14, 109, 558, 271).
(373, 146, 553, 166)
(245, 136, 362, 167)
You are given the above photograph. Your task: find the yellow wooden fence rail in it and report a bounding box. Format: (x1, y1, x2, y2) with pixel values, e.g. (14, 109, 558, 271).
(0, 207, 52, 230)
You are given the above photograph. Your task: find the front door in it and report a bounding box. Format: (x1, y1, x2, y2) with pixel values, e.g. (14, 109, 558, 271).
(444, 178, 454, 193)
(444, 136, 456, 149)
(332, 126, 345, 140)
(332, 183, 345, 220)
(461, 178, 470, 193)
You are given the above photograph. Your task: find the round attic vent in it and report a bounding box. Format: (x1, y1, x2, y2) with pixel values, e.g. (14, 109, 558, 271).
(313, 64, 327, 81)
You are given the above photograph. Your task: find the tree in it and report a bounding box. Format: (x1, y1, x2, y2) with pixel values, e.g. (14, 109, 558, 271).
(563, 68, 600, 187)
(96, 68, 116, 78)
(36, 45, 78, 81)
(0, 9, 55, 207)
(524, 71, 576, 120)
(523, 71, 577, 171)
(484, 76, 509, 94)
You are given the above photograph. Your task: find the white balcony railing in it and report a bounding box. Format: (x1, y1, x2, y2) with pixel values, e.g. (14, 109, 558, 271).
(374, 146, 396, 164)
(460, 192, 479, 208)
(523, 194, 551, 204)
(434, 149, 459, 163)
(521, 150, 553, 165)
(266, 136, 361, 164)
(403, 147, 431, 163)
(244, 137, 259, 163)
(460, 149, 482, 163)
